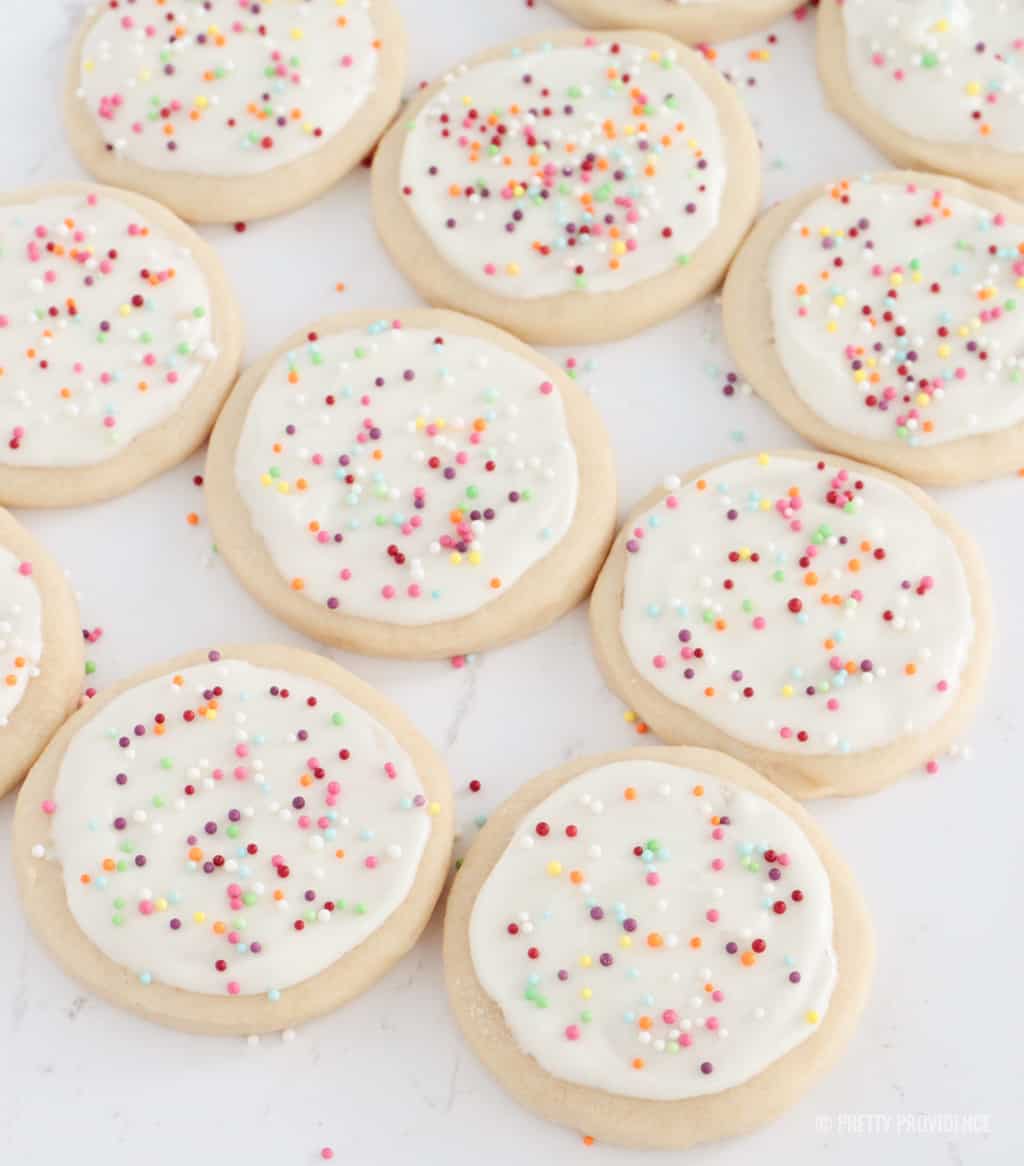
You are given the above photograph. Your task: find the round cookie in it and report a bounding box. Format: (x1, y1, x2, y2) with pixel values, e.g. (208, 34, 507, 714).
(64, 0, 406, 224)
(723, 172, 1024, 486)
(371, 29, 760, 345)
(13, 644, 453, 1035)
(817, 0, 1024, 201)
(549, 1, 804, 44)
(0, 183, 242, 507)
(589, 451, 991, 798)
(0, 509, 82, 799)
(445, 746, 874, 1149)
(205, 309, 617, 658)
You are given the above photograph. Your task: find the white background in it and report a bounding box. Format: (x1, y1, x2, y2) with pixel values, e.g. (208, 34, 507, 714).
(0, 2, 1019, 1163)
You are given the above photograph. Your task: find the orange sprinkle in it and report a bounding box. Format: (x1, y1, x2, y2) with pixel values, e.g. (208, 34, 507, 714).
(624, 786, 637, 801)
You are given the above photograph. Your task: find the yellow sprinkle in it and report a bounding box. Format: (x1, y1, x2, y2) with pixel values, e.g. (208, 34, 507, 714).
(806, 1010, 820, 1024)
(757, 452, 770, 466)
(449, 552, 462, 566)
(467, 551, 482, 566)
(581, 988, 592, 1000)
(193, 911, 206, 923)
(546, 861, 563, 877)
(579, 954, 593, 968)
(428, 801, 441, 817)
(782, 684, 794, 698)
(290, 26, 304, 40)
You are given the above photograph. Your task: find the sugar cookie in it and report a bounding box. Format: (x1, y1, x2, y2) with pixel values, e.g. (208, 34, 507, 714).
(0, 183, 242, 507)
(817, 0, 1024, 201)
(550, 1, 803, 44)
(371, 29, 759, 345)
(205, 309, 616, 658)
(64, 0, 406, 223)
(0, 509, 82, 798)
(445, 746, 873, 1149)
(589, 452, 991, 798)
(723, 172, 1024, 485)
(13, 645, 453, 1034)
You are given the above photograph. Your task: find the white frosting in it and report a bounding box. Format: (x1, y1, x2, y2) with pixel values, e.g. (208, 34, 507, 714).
(76, 0, 380, 177)
(842, 0, 1024, 152)
(399, 40, 726, 298)
(470, 760, 837, 1099)
(234, 321, 579, 625)
(0, 546, 44, 725)
(48, 655, 433, 996)
(0, 191, 216, 468)
(621, 455, 973, 755)
(769, 178, 1024, 447)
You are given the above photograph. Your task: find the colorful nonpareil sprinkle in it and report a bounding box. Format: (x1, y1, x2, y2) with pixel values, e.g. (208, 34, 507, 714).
(233, 320, 579, 624)
(621, 455, 974, 754)
(0, 191, 217, 468)
(75, 0, 383, 176)
(841, 0, 1024, 150)
(398, 38, 726, 296)
(469, 760, 836, 1098)
(770, 179, 1024, 446)
(0, 547, 42, 725)
(39, 652, 434, 995)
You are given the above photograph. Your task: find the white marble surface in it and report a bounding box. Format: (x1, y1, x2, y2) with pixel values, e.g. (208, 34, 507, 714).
(0, 3, 1018, 1163)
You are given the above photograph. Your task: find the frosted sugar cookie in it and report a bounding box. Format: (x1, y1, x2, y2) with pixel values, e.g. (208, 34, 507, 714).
(0, 509, 82, 798)
(723, 173, 1024, 485)
(818, 0, 1024, 201)
(205, 309, 616, 658)
(550, 1, 804, 44)
(371, 29, 760, 345)
(65, 0, 406, 223)
(13, 645, 453, 1034)
(589, 452, 991, 798)
(445, 746, 873, 1149)
(0, 183, 242, 507)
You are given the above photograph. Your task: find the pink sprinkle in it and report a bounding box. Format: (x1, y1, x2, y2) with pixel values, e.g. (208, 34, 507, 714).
(18, 561, 33, 577)
(365, 856, 378, 870)
(565, 1024, 581, 1041)
(41, 798, 56, 814)
(227, 982, 240, 996)
(705, 909, 719, 923)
